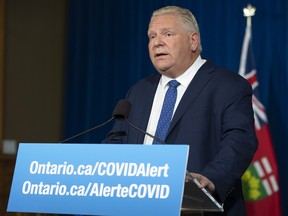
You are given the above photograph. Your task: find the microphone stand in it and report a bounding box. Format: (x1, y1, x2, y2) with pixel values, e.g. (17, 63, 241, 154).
(60, 117, 115, 143)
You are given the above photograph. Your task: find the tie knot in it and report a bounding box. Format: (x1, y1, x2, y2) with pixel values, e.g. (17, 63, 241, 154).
(169, 80, 180, 88)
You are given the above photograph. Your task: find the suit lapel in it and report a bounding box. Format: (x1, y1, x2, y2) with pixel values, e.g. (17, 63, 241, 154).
(168, 61, 216, 135)
(135, 74, 161, 143)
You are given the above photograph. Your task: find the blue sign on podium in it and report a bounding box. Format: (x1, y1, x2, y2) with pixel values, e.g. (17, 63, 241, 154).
(8, 143, 189, 216)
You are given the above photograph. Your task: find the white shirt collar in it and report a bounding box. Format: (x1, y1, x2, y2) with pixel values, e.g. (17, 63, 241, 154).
(159, 56, 206, 88)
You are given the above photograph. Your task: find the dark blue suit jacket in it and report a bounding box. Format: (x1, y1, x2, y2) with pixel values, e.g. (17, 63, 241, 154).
(108, 60, 258, 215)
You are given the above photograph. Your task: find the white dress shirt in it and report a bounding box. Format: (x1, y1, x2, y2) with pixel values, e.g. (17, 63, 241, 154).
(143, 56, 206, 144)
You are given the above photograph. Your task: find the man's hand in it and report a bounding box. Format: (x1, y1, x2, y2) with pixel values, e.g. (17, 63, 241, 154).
(186, 172, 216, 194)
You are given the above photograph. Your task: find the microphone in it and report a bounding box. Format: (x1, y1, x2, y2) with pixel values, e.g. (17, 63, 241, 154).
(112, 99, 131, 120)
(114, 100, 165, 144)
(60, 99, 131, 143)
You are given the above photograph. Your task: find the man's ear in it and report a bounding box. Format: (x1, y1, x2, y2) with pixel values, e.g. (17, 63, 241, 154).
(189, 32, 199, 52)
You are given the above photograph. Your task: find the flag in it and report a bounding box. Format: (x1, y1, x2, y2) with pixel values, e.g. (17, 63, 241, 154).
(239, 21, 282, 216)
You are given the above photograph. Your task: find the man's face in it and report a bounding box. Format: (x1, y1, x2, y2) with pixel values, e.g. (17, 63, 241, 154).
(148, 14, 198, 78)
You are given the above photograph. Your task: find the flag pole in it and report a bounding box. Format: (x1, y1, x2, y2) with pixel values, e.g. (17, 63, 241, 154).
(243, 4, 256, 28)
(239, 4, 256, 76)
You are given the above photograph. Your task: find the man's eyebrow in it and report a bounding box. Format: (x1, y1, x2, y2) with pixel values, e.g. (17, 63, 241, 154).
(148, 27, 174, 34)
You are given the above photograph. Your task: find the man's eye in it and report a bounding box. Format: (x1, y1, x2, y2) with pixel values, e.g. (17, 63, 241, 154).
(149, 35, 155, 40)
(165, 33, 173, 37)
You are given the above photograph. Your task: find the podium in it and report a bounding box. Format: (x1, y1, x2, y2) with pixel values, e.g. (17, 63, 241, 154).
(8, 143, 224, 216)
(181, 179, 223, 216)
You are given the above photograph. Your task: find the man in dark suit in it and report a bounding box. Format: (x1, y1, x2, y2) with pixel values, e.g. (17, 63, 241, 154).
(107, 5, 258, 216)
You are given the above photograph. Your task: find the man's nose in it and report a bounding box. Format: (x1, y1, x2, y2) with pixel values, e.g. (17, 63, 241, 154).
(153, 35, 164, 47)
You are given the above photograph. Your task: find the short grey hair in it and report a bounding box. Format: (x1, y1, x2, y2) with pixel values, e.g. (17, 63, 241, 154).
(150, 6, 202, 52)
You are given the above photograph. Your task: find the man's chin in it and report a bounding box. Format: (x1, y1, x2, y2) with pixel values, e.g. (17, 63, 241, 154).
(156, 68, 169, 74)
(154, 65, 170, 73)
(156, 69, 176, 78)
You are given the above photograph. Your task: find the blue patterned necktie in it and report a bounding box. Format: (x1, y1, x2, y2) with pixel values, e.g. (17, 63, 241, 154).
(153, 80, 180, 144)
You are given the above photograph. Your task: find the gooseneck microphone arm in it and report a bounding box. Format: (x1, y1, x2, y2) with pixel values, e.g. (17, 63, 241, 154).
(126, 121, 165, 144)
(60, 99, 132, 144)
(60, 117, 115, 143)
(60, 99, 164, 144)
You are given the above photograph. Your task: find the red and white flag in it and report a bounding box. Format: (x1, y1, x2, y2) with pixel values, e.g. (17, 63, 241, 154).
(239, 20, 282, 216)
